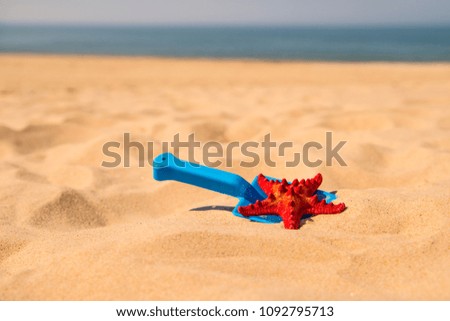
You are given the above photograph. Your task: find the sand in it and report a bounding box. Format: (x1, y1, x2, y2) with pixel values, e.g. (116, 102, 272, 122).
(0, 54, 449, 300)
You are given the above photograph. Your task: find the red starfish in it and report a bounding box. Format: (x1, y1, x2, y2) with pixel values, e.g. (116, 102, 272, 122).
(238, 173, 346, 229)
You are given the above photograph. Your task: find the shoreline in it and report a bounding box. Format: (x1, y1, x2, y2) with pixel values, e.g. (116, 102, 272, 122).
(2, 52, 450, 65)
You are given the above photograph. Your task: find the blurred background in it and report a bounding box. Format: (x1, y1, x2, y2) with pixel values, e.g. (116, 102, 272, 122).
(1, 0, 450, 61)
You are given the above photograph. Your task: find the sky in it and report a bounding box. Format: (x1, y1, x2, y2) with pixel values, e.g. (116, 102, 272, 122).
(1, 0, 450, 26)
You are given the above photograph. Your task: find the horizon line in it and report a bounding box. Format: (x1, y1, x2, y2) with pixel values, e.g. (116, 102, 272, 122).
(1, 21, 450, 29)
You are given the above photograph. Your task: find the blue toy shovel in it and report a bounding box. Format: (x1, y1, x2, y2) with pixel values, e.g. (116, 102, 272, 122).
(153, 152, 337, 224)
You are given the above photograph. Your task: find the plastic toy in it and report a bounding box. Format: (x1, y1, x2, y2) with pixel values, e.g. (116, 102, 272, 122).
(153, 152, 345, 229)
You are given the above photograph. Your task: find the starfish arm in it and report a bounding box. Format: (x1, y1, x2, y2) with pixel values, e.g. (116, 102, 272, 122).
(294, 173, 323, 196)
(279, 204, 307, 229)
(238, 199, 278, 217)
(308, 199, 346, 215)
(257, 174, 275, 195)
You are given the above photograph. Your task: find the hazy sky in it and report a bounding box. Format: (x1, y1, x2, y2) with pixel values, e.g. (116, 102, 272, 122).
(1, 0, 450, 26)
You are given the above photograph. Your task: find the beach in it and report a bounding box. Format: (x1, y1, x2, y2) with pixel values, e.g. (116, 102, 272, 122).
(0, 54, 449, 300)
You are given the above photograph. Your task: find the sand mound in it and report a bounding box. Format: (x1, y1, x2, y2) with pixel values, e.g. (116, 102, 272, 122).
(30, 190, 106, 229)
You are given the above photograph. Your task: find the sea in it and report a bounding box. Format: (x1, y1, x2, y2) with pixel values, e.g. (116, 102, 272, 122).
(1, 24, 449, 61)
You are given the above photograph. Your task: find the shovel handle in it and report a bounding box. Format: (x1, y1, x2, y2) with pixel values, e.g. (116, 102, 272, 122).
(153, 153, 261, 202)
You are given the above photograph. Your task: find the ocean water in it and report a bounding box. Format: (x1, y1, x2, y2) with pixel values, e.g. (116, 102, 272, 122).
(1, 24, 449, 61)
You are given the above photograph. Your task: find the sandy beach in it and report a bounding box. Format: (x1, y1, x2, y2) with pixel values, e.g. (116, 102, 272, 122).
(0, 54, 449, 300)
